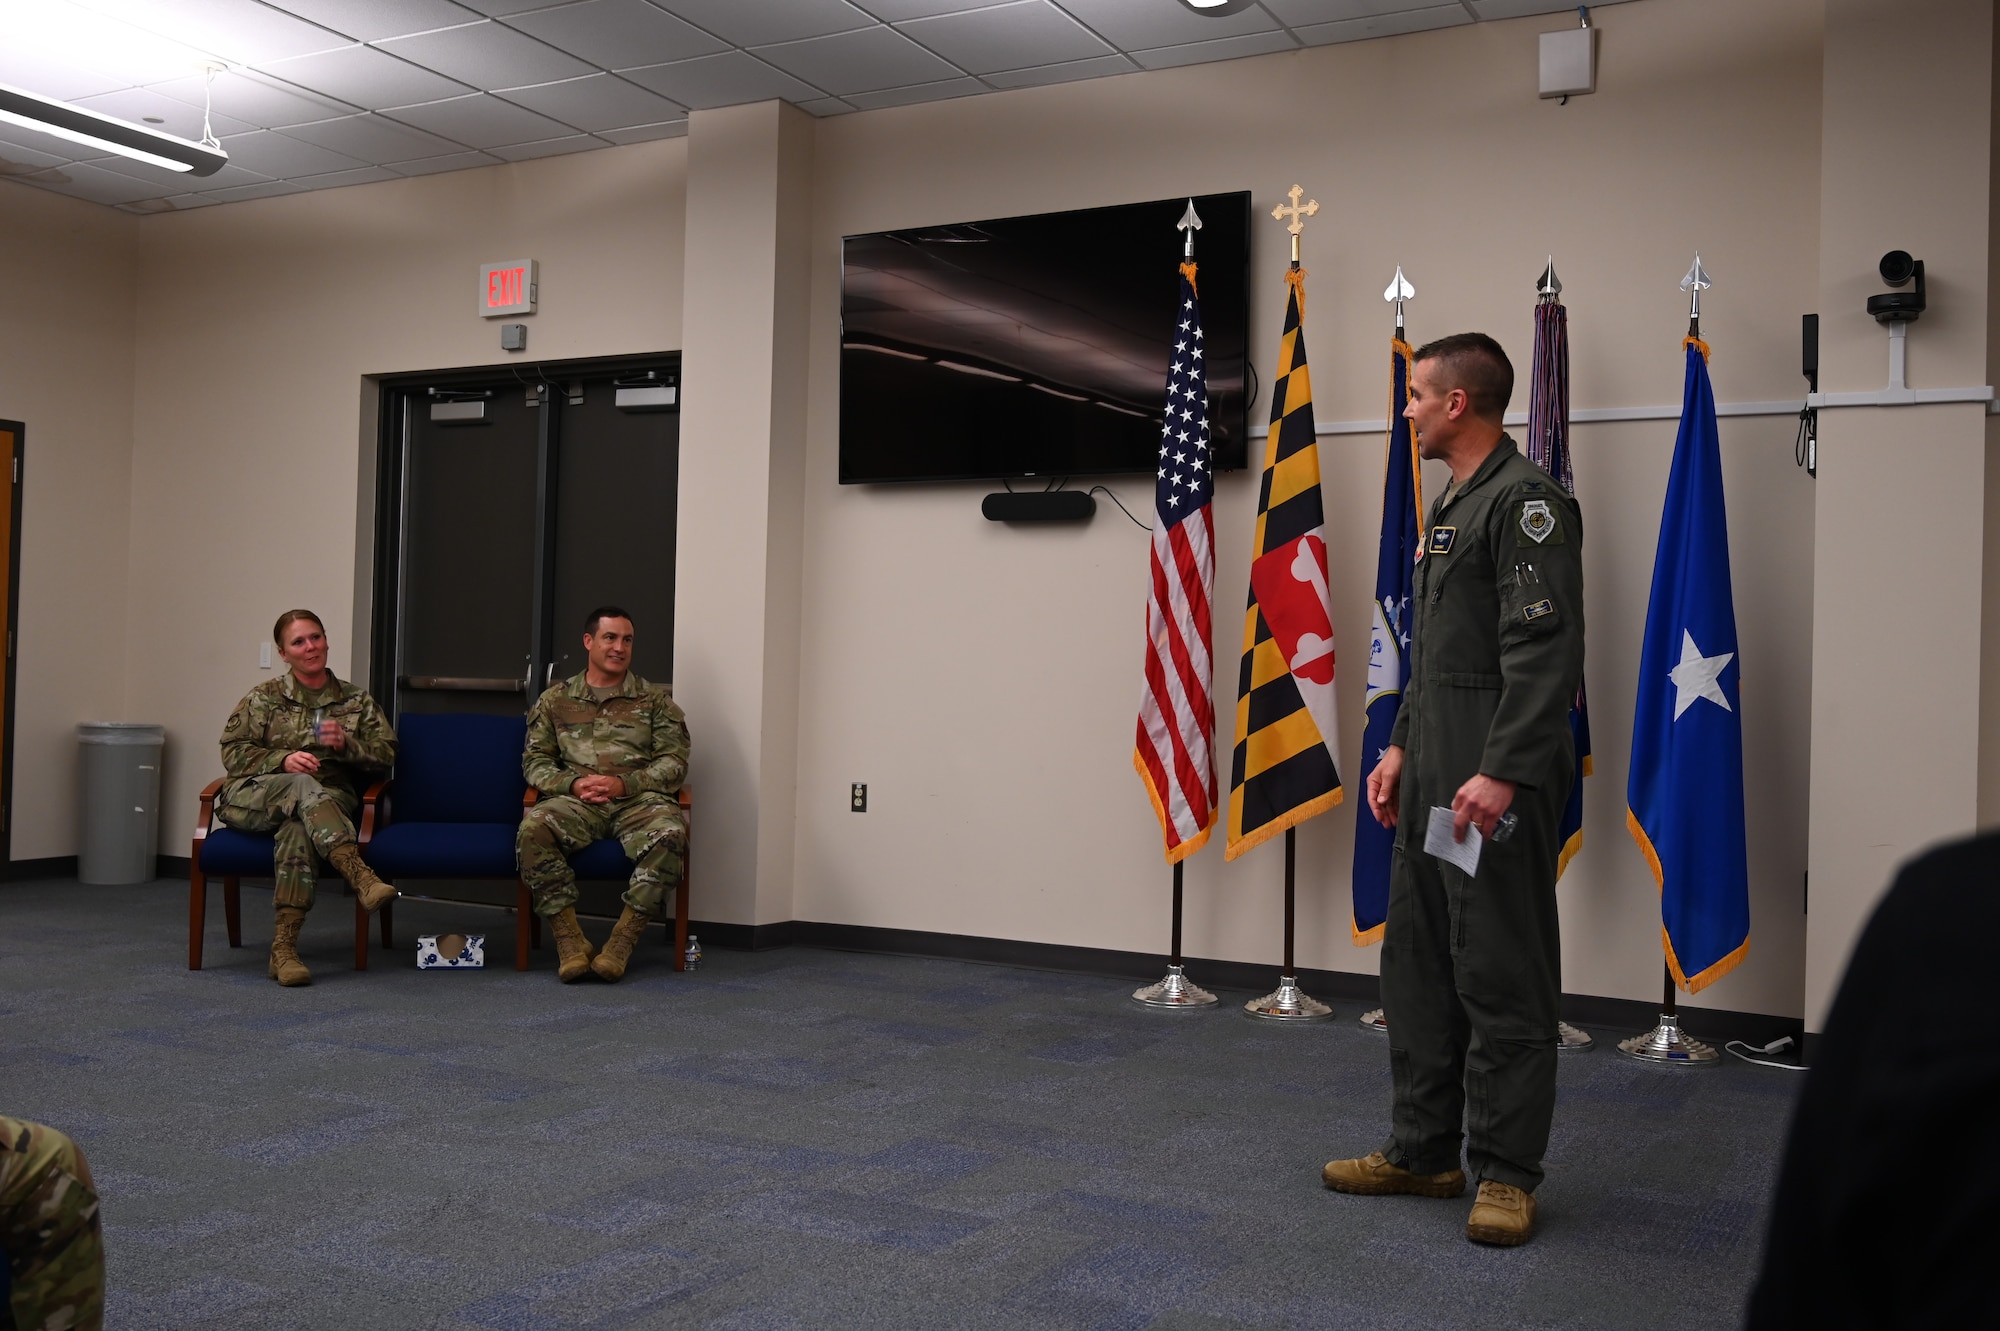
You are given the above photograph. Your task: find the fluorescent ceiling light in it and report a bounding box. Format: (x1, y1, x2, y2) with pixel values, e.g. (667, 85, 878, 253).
(0, 80, 227, 174)
(1175, 0, 1260, 13)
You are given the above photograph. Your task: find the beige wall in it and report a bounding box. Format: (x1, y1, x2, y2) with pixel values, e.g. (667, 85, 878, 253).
(119, 139, 687, 852)
(0, 184, 138, 860)
(791, 0, 1823, 1017)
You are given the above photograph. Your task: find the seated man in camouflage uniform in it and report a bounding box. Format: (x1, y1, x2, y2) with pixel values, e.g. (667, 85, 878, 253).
(517, 606, 690, 983)
(215, 609, 398, 987)
(2, 1115, 104, 1331)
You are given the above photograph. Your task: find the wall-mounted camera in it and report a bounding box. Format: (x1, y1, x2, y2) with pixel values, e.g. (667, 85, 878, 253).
(1866, 250, 1926, 323)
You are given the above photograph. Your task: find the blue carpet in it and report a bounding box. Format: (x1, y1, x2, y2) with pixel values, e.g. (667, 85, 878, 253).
(1, 879, 1795, 1330)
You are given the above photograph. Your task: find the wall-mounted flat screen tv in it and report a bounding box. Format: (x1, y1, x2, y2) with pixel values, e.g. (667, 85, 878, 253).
(839, 191, 1251, 485)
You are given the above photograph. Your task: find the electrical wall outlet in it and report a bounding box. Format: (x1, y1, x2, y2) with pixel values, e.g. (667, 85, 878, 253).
(259, 642, 272, 669)
(850, 782, 867, 812)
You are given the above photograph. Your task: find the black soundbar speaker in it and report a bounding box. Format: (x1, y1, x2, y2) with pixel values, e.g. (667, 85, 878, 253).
(981, 491, 1095, 523)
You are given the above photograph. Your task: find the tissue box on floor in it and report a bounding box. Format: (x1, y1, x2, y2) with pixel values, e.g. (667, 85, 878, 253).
(417, 933, 484, 969)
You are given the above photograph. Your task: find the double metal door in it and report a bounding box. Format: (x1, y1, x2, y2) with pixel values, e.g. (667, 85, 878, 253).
(374, 359, 680, 719)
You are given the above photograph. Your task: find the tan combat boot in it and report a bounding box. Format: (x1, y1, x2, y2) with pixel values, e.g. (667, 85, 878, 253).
(1321, 1151, 1467, 1198)
(1466, 1180, 1537, 1245)
(547, 907, 598, 983)
(269, 906, 312, 986)
(589, 905, 649, 982)
(327, 843, 397, 913)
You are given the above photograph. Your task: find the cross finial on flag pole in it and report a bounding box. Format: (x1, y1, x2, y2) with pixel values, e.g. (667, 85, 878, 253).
(1680, 254, 1711, 334)
(1383, 265, 1415, 335)
(1271, 184, 1319, 264)
(1177, 198, 1203, 258)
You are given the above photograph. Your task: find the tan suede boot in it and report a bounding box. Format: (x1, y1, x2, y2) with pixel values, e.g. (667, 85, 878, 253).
(1466, 1180, 1537, 1246)
(327, 843, 397, 913)
(1321, 1151, 1467, 1198)
(268, 907, 312, 987)
(589, 905, 649, 982)
(547, 907, 598, 983)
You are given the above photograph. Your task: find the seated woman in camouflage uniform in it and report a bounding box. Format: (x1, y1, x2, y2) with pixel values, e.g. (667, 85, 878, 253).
(214, 609, 398, 987)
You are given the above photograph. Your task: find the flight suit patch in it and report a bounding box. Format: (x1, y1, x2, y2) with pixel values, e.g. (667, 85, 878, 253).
(1516, 499, 1562, 545)
(1428, 526, 1457, 555)
(1523, 598, 1555, 622)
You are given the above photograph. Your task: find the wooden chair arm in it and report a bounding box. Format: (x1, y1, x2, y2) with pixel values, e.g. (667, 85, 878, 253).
(359, 778, 389, 844)
(677, 784, 691, 812)
(524, 787, 538, 807)
(195, 778, 225, 842)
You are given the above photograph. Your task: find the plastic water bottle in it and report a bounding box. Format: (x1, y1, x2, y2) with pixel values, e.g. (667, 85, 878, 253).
(684, 935, 702, 971)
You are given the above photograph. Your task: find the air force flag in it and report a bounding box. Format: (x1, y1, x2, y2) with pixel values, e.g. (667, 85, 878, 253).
(1626, 338, 1750, 994)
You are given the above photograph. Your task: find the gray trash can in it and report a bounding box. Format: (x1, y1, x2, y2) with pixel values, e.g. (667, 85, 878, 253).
(78, 722, 165, 885)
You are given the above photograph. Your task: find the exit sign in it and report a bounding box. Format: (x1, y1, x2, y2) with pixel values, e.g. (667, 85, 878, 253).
(479, 259, 537, 318)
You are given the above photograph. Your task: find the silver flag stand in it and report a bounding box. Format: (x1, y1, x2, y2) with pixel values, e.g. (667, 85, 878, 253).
(1133, 861, 1218, 1008)
(1357, 1007, 1594, 1050)
(1618, 963, 1720, 1065)
(1245, 829, 1333, 1021)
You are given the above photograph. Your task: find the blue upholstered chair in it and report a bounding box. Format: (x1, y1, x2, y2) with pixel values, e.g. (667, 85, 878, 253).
(187, 776, 387, 971)
(362, 712, 536, 970)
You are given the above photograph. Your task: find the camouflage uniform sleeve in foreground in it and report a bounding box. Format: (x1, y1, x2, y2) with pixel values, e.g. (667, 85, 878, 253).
(522, 685, 578, 796)
(619, 686, 690, 797)
(220, 684, 289, 778)
(0, 1114, 105, 1331)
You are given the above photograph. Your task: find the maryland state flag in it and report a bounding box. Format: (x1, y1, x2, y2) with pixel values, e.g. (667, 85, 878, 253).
(1627, 337, 1749, 993)
(1226, 269, 1342, 859)
(1349, 336, 1422, 938)
(1525, 295, 1594, 877)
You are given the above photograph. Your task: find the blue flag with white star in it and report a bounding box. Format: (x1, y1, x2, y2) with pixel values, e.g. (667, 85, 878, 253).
(1351, 336, 1422, 944)
(1626, 338, 1750, 994)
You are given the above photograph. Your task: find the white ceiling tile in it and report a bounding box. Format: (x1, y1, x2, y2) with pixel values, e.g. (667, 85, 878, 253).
(377, 20, 596, 90)
(0, 50, 131, 103)
(0, 138, 76, 172)
(652, 0, 874, 47)
(595, 119, 687, 142)
(500, 2, 726, 73)
(980, 53, 1133, 87)
(289, 163, 404, 187)
(148, 69, 361, 128)
(378, 92, 576, 146)
(794, 96, 855, 115)
(753, 27, 960, 97)
(262, 0, 487, 42)
(1053, 0, 1279, 48)
(1291, 5, 1469, 45)
(389, 148, 506, 173)
(1464, 0, 1634, 18)
(282, 113, 470, 162)
(8, 159, 172, 204)
(158, 191, 223, 209)
(216, 128, 368, 176)
(842, 75, 985, 109)
(1131, 29, 1298, 67)
(494, 74, 685, 131)
(897, 2, 1111, 75)
(850, 0, 1012, 19)
(452, 0, 579, 14)
(1260, 0, 1437, 23)
(488, 133, 605, 160)
(261, 44, 472, 107)
(74, 154, 272, 192)
(617, 51, 825, 109)
(114, 195, 182, 212)
(200, 178, 311, 202)
(80, 0, 353, 64)
(68, 87, 259, 140)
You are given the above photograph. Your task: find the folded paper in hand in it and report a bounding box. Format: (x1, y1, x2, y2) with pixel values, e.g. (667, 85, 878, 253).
(1424, 806, 1482, 876)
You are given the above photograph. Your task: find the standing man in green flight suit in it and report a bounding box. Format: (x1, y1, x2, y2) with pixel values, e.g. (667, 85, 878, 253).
(215, 609, 399, 987)
(517, 606, 690, 983)
(1321, 333, 1585, 1247)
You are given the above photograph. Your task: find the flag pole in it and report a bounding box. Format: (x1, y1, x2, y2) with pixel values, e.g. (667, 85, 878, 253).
(1617, 254, 1722, 1065)
(1240, 188, 1336, 1015)
(1133, 198, 1219, 1011)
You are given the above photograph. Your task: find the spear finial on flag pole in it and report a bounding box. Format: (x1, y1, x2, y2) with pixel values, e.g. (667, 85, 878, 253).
(1177, 197, 1202, 259)
(1383, 266, 1414, 336)
(1680, 254, 1711, 336)
(1537, 256, 1562, 303)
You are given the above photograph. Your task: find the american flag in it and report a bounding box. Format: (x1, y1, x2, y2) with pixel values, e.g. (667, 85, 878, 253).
(1133, 261, 1218, 862)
